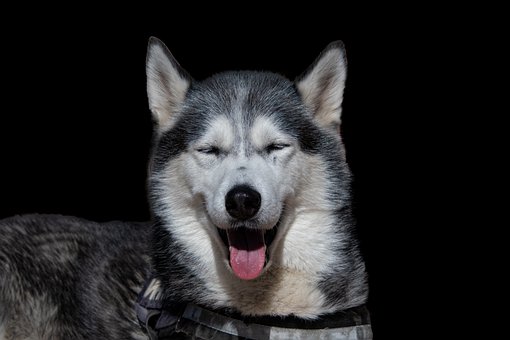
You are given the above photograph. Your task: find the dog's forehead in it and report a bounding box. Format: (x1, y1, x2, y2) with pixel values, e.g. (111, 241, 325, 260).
(152, 70, 324, 169)
(199, 114, 288, 148)
(190, 71, 301, 122)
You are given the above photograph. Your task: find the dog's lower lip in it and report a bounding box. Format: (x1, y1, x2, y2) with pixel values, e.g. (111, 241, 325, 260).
(264, 226, 277, 247)
(218, 228, 229, 247)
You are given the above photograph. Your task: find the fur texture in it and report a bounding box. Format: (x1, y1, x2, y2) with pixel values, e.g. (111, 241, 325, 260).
(0, 37, 369, 339)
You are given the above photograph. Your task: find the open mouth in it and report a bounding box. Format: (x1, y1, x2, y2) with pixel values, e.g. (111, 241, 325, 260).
(217, 224, 278, 280)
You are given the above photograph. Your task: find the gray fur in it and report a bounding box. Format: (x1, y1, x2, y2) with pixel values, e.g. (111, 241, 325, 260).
(0, 214, 150, 339)
(0, 37, 369, 339)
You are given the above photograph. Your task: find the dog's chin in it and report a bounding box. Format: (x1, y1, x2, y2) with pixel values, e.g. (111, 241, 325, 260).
(216, 221, 279, 281)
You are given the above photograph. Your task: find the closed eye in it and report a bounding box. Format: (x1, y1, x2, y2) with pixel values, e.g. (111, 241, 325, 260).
(265, 143, 291, 153)
(196, 146, 221, 155)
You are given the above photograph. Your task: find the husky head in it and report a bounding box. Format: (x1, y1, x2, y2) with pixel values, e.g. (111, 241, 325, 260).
(146, 38, 367, 316)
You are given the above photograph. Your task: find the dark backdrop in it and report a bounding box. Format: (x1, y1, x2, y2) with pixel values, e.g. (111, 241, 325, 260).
(0, 14, 434, 338)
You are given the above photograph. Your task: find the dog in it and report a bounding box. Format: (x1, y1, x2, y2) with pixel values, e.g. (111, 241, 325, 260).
(0, 37, 371, 339)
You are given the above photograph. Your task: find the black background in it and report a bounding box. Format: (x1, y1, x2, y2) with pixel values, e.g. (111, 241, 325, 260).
(0, 10, 450, 338)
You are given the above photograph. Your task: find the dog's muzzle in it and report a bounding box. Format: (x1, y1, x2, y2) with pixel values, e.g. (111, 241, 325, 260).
(217, 185, 279, 281)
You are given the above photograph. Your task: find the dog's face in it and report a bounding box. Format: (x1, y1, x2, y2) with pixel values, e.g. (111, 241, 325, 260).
(146, 38, 351, 283)
(178, 89, 308, 280)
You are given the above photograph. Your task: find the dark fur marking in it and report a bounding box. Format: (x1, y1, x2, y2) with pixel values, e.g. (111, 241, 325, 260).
(150, 217, 207, 302)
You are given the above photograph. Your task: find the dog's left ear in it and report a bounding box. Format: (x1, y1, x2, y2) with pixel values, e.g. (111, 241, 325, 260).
(295, 41, 347, 132)
(146, 37, 192, 133)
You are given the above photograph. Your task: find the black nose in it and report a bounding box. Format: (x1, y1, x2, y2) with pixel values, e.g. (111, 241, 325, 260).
(225, 185, 261, 220)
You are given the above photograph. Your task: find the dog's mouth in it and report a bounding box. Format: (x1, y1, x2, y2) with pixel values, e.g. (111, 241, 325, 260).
(217, 224, 278, 280)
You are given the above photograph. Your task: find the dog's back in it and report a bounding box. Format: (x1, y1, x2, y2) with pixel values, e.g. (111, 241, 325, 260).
(0, 214, 150, 339)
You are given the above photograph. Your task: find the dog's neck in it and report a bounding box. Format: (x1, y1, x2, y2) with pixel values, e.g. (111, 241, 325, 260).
(136, 276, 372, 339)
(210, 265, 336, 317)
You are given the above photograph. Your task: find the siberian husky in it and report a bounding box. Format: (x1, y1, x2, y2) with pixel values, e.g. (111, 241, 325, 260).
(0, 37, 371, 339)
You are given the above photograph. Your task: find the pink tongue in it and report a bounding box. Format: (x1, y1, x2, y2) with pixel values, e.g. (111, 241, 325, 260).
(227, 228, 266, 280)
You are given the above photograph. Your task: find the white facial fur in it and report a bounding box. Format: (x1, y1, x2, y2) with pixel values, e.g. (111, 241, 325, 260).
(150, 113, 348, 316)
(184, 115, 298, 232)
(146, 38, 367, 317)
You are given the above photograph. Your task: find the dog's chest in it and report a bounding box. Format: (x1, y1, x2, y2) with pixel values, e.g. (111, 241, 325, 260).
(207, 269, 331, 318)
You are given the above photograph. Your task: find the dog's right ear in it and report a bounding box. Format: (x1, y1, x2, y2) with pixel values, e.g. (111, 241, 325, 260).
(146, 37, 191, 132)
(295, 41, 347, 133)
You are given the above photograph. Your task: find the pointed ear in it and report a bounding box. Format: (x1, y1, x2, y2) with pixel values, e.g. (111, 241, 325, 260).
(146, 37, 191, 132)
(295, 41, 347, 131)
